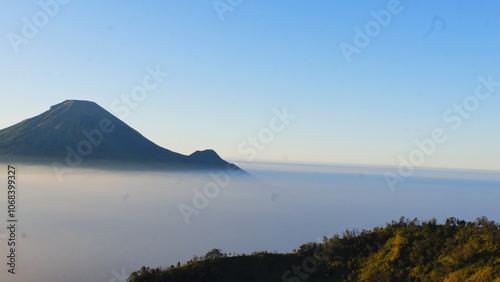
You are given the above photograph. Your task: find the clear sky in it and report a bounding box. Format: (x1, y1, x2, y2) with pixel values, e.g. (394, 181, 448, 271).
(1, 0, 499, 171)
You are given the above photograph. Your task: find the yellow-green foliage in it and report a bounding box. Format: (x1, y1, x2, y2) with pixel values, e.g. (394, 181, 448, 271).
(129, 217, 500, 282)
(345, 217, 500, 281)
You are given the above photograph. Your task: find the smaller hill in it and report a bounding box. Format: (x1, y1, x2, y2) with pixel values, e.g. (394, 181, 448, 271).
(128, 216, 500, 282)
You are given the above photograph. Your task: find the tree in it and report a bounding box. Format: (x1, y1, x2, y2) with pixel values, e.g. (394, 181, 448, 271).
(204, 248, 226, 261)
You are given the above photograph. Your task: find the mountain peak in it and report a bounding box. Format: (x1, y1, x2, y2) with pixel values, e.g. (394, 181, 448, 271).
(190, 149, 219, 157)
(50, 100, 98, 109)
(52, 99, 97, 108)
(49, 100, 104, 115)
(188, 149, 230, 167)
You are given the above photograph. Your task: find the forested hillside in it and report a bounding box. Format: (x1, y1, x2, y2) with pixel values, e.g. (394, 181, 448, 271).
(128, 217, 500, 282)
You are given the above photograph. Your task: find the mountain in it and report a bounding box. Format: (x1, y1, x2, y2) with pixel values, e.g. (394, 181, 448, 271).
(0, 100, 244, 173)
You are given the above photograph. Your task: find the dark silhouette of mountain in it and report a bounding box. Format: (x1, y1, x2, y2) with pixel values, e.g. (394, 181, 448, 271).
(0, 100, 244, 173)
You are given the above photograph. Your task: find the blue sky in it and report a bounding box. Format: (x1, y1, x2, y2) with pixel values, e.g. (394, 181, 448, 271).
(1, 0, 499, 171)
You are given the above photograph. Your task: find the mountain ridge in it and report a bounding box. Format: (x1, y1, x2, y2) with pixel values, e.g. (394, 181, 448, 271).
(0, 100, 244, 173)
(128, 216, 500, 282)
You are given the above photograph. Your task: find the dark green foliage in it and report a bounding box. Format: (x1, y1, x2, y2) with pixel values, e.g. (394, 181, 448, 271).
(128, 217, 500, 282)
(128, 253, 300, 282)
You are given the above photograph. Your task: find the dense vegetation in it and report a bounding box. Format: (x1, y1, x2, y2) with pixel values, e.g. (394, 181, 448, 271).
(128, 217, 500, 281)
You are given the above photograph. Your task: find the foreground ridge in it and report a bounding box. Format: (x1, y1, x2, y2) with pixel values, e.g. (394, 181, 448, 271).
(129, 216, 500, 282)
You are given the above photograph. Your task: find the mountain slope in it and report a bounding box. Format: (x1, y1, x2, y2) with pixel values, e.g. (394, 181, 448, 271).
(128, 217, 500, 282)
(0, 100, 243, 172)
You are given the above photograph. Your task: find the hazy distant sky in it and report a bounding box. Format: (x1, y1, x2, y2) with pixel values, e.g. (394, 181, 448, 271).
(1, 1, 499, 171)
